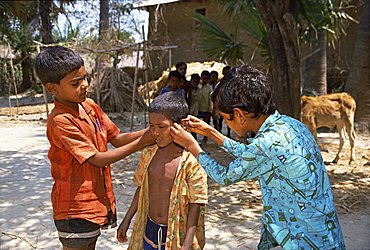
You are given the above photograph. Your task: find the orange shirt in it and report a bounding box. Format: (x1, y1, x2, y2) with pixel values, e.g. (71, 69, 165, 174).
(47, 98, 120, 225)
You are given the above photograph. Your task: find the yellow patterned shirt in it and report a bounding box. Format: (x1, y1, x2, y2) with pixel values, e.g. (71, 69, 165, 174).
(128, 145, 208, 250)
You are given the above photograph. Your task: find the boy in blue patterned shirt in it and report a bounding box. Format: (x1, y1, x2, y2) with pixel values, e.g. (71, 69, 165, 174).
(170, 65, 345, 249)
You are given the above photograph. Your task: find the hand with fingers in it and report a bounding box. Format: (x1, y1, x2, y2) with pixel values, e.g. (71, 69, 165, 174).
(116, 220, 130, 243)
(171, 123, 203, 156)
(181, 115, 213, 137)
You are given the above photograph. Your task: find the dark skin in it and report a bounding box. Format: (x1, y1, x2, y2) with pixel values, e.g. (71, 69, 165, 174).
(148, 144, 182, 223)
(117, 113, 203, 249)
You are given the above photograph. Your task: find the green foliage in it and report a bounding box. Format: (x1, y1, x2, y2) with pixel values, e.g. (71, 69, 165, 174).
(298, 0, 358, 46)
(190, 0, 357, 67)
(189, 10, 244, 65)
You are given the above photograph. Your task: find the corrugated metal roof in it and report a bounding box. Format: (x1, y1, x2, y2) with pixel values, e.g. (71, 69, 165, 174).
(134, 0, 180, 8)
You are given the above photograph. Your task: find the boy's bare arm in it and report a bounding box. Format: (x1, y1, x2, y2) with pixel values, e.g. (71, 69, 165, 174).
(117, 187, 140, 243)
(110, 128, 148, 147)
(88, 135, 152, 167)
(181, 203, 203, 249)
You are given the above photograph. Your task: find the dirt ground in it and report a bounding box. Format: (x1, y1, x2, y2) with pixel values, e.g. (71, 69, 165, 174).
(0, 102, 369, 250)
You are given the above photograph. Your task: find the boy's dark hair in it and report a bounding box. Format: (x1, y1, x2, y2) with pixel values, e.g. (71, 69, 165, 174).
(222, 65, 231, 76)
(190, 73, 200, 81)
(175, 61, 187, 70)
(168, 70, 181, 80)
(148, 92, 188, 123)
(216, 65, 276, 118)
(210, 70, 219, 77)
(35, 46, 84, 85)
(200, 70, 210, 78)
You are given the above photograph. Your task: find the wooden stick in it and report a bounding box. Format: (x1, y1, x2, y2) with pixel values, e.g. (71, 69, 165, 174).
(130, 44, 141, 131)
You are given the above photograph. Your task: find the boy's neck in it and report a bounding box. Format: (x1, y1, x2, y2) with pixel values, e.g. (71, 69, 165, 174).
(157, 142, 183, 154)
(55, 97, 79, 111)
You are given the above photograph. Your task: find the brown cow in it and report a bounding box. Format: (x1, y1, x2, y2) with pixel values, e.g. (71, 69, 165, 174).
(301, 92, 356, 164)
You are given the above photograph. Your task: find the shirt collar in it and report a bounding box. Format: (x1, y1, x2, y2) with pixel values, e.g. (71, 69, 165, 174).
(246, 110, 281, 144)
(257, 110, 281, 134)
(54, 99, 93, 117)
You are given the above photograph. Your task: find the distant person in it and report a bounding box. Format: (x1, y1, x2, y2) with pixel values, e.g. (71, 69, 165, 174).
(189, 73, 202, 139)
(117, 92, 208, 249)
(209, 70, 219, 90)
(159, 70, 185, 98)
(197, 70, 212, 144)
(222, 65, 231, 78)
(211, 65, 232, 137)
(34, 46, 154, 250)
(209, 70, 221, 131)
(175, 61, 187, 77)
(171, 65, 345, 250)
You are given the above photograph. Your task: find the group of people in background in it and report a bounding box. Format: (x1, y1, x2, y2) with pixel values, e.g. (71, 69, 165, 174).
(159, 62, 232, 143)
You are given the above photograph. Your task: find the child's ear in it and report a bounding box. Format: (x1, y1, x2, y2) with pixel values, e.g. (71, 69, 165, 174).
(45, 83, 57, 94)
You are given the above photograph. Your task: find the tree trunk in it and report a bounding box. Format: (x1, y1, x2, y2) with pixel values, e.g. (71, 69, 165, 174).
(255, 0, 301, 119)
(20, 53, 33, 92)
(346, 0, 370, 132)
(301, 29, 327, 96)
(39, 0, 54, 44)
(99, 0, 109, 41)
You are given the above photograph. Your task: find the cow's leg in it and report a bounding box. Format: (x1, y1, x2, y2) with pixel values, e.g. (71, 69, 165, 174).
(345, 121, 356, 164)
(333, 124, 345, 163)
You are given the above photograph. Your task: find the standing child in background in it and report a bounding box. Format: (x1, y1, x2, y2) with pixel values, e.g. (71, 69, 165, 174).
(209, 71, 221, 132)
(34, 46, 153, 250)
(175, 61, 187, 77)
(159, 70, 185, 98)
(209, 71, 219, 90)
(197, 70, 212, 144)
(117, 92, 208, 250)
(211, 66, 232, 137)
(189, 73, 201, 139)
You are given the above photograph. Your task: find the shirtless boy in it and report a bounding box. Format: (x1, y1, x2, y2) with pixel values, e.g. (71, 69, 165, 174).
(117, 92, 208, 249)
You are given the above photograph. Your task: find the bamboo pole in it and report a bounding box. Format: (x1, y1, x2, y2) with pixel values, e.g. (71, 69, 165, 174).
(8, 43, 19, 115)
(142, 26, 150, 128)
(36, 45, 50, 117)
(130, 44, 141, 131)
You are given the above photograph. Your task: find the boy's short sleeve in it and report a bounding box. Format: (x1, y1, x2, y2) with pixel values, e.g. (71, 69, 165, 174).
(186, 154, 208, 204)
(51, 117, 98, 165)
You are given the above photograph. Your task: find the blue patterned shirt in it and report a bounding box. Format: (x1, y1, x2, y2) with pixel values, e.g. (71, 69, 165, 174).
(198, 111, 345, 249)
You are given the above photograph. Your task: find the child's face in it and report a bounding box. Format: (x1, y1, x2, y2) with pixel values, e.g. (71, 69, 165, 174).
(46, 66, 88, 108)
(149, 112, 174, 148)
(201, 75, 210, 85)
(169, 76, 180, 90)
(210, 74, 218, 83)
(190, 78, 200, 88)
(177, 65, 187, 76)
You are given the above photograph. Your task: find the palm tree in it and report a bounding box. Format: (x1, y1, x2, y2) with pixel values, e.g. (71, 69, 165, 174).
(346, 0, 370, 132)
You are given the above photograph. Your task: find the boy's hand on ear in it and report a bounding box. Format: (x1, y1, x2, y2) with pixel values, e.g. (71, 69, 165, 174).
(139, 129, 155, 147)
(171, 123, 203, 156)
(181, 115, 212, 137)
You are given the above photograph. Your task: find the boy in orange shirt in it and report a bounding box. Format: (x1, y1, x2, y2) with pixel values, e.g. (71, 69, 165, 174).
(35, 46, 153, 250)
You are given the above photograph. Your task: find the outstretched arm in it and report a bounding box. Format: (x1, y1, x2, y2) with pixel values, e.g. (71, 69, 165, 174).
(88, 133, 153, 167)
(117, 187, 141, 243)
(171, 124, 272, 185)
(181, 203, 203, 250)
(110, 128, 148, 147)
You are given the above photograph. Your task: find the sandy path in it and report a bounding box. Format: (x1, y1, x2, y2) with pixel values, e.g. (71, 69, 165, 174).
(0, 121, 369, 249)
